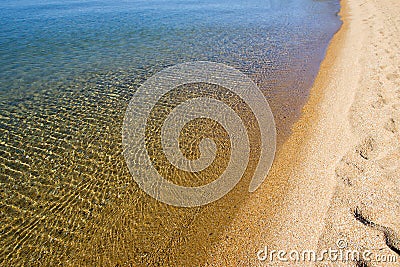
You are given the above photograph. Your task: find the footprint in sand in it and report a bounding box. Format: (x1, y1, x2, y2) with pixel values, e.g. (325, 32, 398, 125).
(352, 208, 400, 256)
(384, 118, 398, 133)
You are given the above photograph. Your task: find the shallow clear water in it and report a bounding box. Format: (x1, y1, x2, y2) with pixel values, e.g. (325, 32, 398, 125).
(0, 0, 341, 265)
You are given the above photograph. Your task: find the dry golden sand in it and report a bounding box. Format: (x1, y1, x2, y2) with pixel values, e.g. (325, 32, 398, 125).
(205, 0, 400, 266)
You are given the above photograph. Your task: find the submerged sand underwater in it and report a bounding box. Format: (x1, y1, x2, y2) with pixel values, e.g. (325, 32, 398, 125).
(8, 0, 395, 266)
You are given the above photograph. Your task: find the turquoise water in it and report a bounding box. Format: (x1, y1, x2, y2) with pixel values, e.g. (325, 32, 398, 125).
(0, 0, 341, 265)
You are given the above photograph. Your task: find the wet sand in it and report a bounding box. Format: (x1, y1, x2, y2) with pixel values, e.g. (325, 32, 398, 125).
(205, 0, 400, 266)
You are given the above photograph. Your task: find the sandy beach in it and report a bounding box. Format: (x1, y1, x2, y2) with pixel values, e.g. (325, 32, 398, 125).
(205, 0, 400, 266)
(0, 0, 398, 266)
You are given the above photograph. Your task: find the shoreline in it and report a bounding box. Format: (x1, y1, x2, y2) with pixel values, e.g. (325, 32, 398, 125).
(259, 0, 355, 254)
(205, 0, 355, 264)
(207, 0, 400, 265)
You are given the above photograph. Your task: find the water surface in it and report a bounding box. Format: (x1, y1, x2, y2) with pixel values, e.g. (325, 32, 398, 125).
(0, 0, 341, 265)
